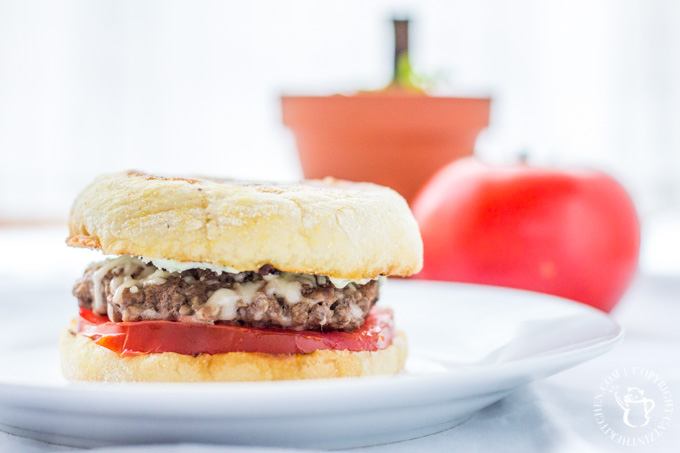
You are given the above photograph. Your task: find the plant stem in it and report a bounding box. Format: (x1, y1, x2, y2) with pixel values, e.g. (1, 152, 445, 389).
(393, 19, 409, 87)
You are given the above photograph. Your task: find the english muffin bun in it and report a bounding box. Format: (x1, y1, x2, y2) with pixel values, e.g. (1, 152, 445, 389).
(67, 171, 423, 280)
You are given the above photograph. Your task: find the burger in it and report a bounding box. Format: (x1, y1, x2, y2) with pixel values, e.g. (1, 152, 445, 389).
(60, 171, 423, 381)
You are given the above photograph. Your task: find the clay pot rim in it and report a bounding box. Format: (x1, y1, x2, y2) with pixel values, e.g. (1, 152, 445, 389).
(281, 93, 491, 102)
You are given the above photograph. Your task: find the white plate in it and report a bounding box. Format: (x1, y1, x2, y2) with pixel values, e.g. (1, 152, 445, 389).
(0, 280, 622, 449)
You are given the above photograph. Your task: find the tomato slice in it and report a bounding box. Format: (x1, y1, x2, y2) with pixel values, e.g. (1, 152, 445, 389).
(77, 307, 395, 358)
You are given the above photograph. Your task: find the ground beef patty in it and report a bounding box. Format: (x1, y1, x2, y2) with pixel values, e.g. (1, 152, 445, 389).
(73, 258, 379, 332)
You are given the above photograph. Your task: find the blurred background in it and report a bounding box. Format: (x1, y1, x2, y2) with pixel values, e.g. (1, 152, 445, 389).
(1, 0, 679, 275)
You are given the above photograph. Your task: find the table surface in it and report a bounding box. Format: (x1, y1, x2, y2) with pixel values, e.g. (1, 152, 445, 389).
(1, 227, 679, 453)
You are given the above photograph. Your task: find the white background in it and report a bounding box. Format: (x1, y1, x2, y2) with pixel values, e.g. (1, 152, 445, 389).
(1, 0, 679, 222)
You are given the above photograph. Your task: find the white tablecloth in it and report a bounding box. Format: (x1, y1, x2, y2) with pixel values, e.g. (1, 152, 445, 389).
(1, 228, 679, 452)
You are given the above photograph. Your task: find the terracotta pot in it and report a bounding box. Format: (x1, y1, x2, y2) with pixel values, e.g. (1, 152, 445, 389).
(281, 94, 491, 203)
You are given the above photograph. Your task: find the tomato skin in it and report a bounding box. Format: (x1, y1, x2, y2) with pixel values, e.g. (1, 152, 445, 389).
(412, 157, 640, 312)
(77, 307, 395, 357)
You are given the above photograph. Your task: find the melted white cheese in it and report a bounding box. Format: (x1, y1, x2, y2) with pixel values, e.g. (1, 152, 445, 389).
(350, 303, 363, 319)
(91, 256, 172, 316)
(139, 256, 240, 275)
(90, 255, 386, 321)
(238, 281, 264, 304)
(92, 256, 139, 314)
(204, 288, 240, 321)
(135, 255, 382, 288)
(263, 273, 303, 304)
(329, 276, 380, 288)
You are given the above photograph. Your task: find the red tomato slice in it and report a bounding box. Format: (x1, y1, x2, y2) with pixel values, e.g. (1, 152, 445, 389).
(77, 307, 395, 358)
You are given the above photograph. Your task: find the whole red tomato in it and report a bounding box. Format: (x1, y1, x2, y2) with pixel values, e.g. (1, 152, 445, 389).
(412, 157, 640, 312)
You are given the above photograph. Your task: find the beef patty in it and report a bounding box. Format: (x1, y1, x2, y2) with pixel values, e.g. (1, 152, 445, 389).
(73, 257, 379, 332)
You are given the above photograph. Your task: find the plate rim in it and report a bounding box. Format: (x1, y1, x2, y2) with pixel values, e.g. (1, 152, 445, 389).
(0, 281, 623, 414)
